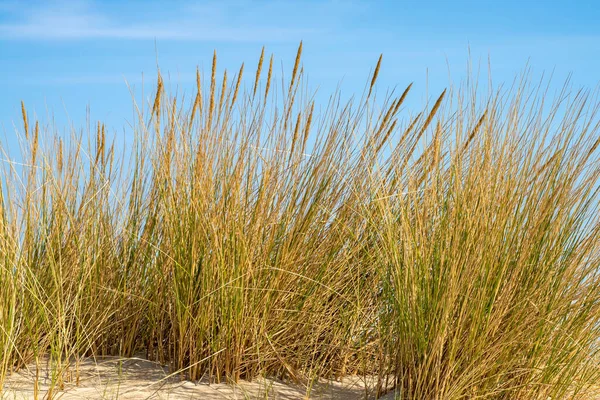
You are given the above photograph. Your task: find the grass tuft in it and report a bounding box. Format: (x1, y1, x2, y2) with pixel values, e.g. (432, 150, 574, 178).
(1, 48, 600, 399)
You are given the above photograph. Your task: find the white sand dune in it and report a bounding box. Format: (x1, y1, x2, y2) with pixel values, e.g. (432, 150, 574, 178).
(2, 357, 397, 399)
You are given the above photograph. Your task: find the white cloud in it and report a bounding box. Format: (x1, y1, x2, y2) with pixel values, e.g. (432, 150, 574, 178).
(0, 0, 317, 41)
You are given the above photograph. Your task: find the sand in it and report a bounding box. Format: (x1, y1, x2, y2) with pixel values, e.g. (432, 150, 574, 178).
(2, 356, 398, 399)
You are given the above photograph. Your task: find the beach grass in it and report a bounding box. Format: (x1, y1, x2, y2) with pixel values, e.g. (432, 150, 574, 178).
(1, 44, 600, 399)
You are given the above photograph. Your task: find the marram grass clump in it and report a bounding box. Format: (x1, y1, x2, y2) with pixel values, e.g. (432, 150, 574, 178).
(1, 44, 600, 399)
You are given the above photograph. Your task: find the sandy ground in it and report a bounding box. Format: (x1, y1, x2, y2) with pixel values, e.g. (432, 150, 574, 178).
(1, 357, 398, 399)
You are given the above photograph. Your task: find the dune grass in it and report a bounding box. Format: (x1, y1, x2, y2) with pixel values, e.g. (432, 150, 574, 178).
(1, 44, 600, 399)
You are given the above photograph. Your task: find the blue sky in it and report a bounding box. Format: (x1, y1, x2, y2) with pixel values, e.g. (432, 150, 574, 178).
(1, 0, 599, 147)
